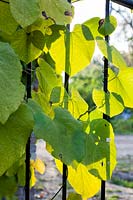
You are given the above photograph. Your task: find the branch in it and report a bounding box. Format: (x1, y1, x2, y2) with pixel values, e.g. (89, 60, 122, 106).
(77, 106, 97, 120)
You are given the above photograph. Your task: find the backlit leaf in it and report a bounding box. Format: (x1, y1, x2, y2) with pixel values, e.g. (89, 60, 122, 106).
(96, 37, 127, 69)
(0, 42, 25, 124)
(93, 89, 124, 117)
(68, 89, 89, 120)
(30, 165, 37, 188)
(10, 0, 41, 28)
(0, 104, 34, 176)
(48, 24, 95, 76)
(108, 68, 133, 108)
(31, 158, 45, 174)
(56, 160, 101, 199)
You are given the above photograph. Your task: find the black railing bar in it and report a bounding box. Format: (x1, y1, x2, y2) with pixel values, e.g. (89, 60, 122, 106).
(25, 62, 32, 200)
(111, 0, 133, 9)
(101, 0, 110, 200)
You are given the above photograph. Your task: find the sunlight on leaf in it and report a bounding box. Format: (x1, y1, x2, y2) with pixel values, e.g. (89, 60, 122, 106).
(108, 68, 133, 108)
(96, 37, 127, 69)
(56, 159, 101, 199)
(93, 89, 124, 117)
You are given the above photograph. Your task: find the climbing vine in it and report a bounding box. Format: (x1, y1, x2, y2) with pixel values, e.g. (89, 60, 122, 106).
(0, 0, 132, 199)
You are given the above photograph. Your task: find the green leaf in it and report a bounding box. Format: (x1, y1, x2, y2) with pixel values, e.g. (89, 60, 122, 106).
(11, 29, 42, 63)
(56, 160, 101, 199)
(68, 89, 89, 120)
(67, 192, 82, 200)
(108, 68, 133, 108)
(0, 104, 34, 176)
(0, 42, 25, 124)
(37, 58, 61, 99)
(83, 17, 101, 38)
(96, 37, 127, 69)
(98, 16, 117, 36)
(0, 176, 17, 197)
(0, 1, 18, 34)
(93, 89, 124, 117)
(10, 0, 41, 28)
(28, 100, 86, 165)
(40, 0, 74, 25)
(83, 119, 117, 180)
(48, 24, 95, 76)
(31, 30, 45, 50)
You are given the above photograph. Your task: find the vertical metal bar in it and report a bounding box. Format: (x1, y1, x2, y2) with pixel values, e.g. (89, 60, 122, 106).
(25, 62, 32, 200)
(101, 1, 110, 200)
(62, 1, 71, 199)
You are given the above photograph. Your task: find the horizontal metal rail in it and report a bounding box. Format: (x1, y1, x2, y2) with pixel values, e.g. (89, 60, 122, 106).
(111, 0, 133, 9)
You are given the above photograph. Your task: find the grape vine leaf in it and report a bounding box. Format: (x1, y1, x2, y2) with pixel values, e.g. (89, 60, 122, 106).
(56, 160, 101, 199)
(82, 119, 117, 180)
(68, 89, 89, 121)
(83, 17, 101, 38)
(0, 104, 34, 176)
(37, 58, 61, 99)
(47, 24, 95, 76)
(93, 89, 124, 117)
(96, 37, 127, 69)
(0, 1, 18, 35)
(10, 0, 41, 28)
(28, 100, 86, 165)
(108, 68, 133, 108)
(11, 29, 42, 63)
(0, 42, 25, 124)
(98, 16, 117, 36)
(40, 0, 74, 25)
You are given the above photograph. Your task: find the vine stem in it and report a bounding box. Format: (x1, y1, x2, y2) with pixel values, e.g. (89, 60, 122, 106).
(101, 1, 110, 200)
(25, 62, 32, 200)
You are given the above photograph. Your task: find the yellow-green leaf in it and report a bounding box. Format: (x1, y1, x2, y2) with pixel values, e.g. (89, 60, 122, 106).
(68, 89, 88, 120)
(11, 29, 42, 63)
(31, 158, 45, 174)
(108, 68, 133, 108)
(56, 159, 101, 199)
(96, 37, 127, 69)
(93, 89, 124, 117)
